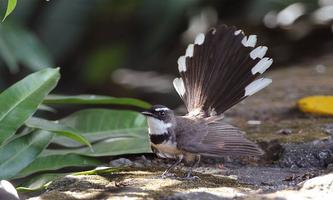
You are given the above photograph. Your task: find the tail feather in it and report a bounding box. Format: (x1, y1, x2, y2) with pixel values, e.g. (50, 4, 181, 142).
(173, 24, 273, 117)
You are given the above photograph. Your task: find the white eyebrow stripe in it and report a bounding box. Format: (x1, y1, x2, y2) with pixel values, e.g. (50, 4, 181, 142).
(155, 108, 169, 111)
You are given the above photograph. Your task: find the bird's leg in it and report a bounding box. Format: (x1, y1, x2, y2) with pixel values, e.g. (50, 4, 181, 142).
(161, 155, 183, 178)
(184, 155, 201, 180)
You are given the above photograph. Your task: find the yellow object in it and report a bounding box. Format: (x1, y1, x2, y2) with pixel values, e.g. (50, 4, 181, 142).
(298, 96, 333, 116)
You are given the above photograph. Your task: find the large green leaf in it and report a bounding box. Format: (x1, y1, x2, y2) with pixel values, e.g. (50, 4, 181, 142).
(45, 108, 151, 156)
(0, 131, 53, 179)
(25, 117, 92, 149)
(2, 0, 17, 21)
(15, 154, 102, 179)
(43, 94, 151, 109)
(0, 68, 59, 144)
(44, 137, 151, 157)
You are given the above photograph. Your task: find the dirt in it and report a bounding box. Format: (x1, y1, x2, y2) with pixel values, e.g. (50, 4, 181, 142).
(25, 54, 333, 199)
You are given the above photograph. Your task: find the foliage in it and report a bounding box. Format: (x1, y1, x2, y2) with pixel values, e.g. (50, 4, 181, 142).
(0, 68, 151, 191)
(0, 22, 54, 73)
(0, 68, 59, 144)
(2, 0, 16, 21)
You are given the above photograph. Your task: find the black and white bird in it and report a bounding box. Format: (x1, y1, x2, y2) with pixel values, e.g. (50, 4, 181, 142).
(142, 24, 273, 178)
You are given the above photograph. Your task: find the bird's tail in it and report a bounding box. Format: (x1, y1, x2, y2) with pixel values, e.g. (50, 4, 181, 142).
(173, 24, 272, 117)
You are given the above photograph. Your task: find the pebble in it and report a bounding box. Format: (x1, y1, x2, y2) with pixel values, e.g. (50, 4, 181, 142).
(0, 180, 20, 200)
(323, 124, 333, 135)
(276, 129, 293, 135)
(109, 158, 133, 167)
(247, 120, 262, 125)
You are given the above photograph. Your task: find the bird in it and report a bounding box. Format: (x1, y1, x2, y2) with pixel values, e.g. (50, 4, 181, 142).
(141, 24, 273, 179)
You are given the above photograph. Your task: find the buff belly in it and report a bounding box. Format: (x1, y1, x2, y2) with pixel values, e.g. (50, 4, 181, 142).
(151, 140, 182, 159)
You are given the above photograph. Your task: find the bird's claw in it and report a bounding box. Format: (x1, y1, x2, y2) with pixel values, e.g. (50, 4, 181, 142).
(159, 172, 176, 179)
(179, 175, 200, 181)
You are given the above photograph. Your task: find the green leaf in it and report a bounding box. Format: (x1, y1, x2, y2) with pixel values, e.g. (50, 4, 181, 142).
(44, 137, 151, 157)
(15, 154, 102, 179)
(25, 117, 92, 150)
(43, 94, 151, 109)
(0, 23, 54, 71)
(2, 0, 17, 21)
(37, 104, 56, 113)
(0, 34, 18, 73)
(73, 167, 120, 176)
(0, 130, 53, 179)
(17, 173, 66, 192)
(0, 68, 60, 144)
(45, 108, 152, 156)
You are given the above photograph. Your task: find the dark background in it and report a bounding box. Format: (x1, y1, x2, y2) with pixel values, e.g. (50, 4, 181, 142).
(0, 0, 332, 110)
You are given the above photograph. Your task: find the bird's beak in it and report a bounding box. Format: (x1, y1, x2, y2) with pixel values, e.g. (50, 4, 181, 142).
(141, 111, 155, 117)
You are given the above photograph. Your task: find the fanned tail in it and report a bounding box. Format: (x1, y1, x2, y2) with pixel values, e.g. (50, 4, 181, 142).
(173, 24, 273, 117)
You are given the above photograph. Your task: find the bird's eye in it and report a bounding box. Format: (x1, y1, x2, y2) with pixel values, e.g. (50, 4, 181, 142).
(160, 111, 165, 116)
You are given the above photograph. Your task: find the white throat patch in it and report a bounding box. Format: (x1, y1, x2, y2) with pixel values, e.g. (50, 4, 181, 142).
(147, 117, 172, 135)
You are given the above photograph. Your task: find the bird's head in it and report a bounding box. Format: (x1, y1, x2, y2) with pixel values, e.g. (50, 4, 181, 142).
(141, 105, 176, 135)
(141, 105, 175, 123)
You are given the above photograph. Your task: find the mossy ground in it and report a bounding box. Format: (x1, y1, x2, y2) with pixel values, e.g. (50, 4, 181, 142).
(245, 117, 333, 143)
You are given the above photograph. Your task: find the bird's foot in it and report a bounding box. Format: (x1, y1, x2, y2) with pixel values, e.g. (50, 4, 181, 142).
(177, 172, 200, 181)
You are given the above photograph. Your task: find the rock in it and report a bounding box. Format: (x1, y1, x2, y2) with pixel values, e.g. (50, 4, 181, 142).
(251, 172, 333, 200)
(247, 120, 261, 125)
(0, 180, 20, 200)
(109, 158, 133, 167)
(132, 155, 153, 168)
(164, 192, 225, 200)
(323, 123, 333, 135)
(279, 140, 333, 168)
(300, 172, 333, 192)
(258, 140, 284, 163)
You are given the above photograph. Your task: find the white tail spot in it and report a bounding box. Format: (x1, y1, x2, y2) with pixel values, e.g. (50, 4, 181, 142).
(245, 78, 272, 96)
(234, 29, 242, 35)
(173, 77, 185, 97)
(211, 28, 217, 34)
(185, 44, 194, 58)
(194, 33, 205, 45)
(241, 35, 257, 47)
(177, 56, 186, 72)
(251, 57, 273, 74)
(250, 46, 268, 59)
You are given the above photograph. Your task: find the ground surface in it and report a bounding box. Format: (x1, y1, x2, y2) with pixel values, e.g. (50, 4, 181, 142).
(26, 54, 333, 199)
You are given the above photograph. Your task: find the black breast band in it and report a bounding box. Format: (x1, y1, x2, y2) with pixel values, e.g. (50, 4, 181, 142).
(150, 133, 170, 144)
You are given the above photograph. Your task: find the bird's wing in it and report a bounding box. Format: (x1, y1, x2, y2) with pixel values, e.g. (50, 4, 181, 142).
(176, 118, 263, 157)
(173, 24, 272, 117)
